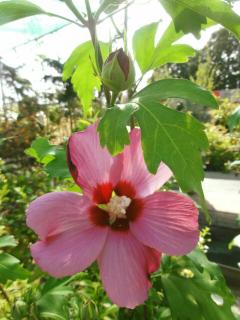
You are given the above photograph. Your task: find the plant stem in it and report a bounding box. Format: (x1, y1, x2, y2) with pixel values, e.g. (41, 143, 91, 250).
(95, 0, 109, 21)
(110, 91, 118, 106)
(64, 0, 87, 25)
(144, 305, 148, 320)
(85, 0, 111, 105)
(85, 0, 103, 72)
(130, 116, 135, 130)
(124, 5, 128, 53)
(47, 13, 84, 28)
(110, 16, 122, 37)
(0, 284, 11, 306)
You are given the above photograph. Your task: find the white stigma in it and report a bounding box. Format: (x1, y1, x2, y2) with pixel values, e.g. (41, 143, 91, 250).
(107, 195, 131, 224)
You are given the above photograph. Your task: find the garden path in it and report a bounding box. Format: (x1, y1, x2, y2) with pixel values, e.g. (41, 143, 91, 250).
(203, 172, 240, 216)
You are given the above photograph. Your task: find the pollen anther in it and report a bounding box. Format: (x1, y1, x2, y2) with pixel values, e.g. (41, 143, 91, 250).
(107, 195, 131, 224)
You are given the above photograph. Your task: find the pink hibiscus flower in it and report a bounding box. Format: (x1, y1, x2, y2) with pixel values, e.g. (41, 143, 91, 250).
(27, 123, 199, 309)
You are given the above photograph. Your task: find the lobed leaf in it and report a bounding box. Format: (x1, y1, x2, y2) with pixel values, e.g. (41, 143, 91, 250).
(25, 138, 70, 179)
(25, 137, 57, 164)
(151, 44, 195, 69)
(98, 104, 136, 155)
(132, 22, 195, 73)
(159, 0, 240, 39)
(134, 101, 207, 200)
(134, 79, 218, 109)
(132, 22, 159, 73)
(63, 41, 109, 115)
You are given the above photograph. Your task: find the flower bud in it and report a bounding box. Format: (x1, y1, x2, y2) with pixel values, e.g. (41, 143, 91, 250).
(12, 300, 28, 318)
(101, 49, 135, 93)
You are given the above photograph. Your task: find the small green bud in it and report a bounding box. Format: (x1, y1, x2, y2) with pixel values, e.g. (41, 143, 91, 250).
(12, 300, 28, 318)
(101, 48, 135, 93)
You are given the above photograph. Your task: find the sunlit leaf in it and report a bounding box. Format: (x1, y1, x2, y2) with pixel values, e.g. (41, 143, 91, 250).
(46, 148, 70, 179)
(134, 101, 207, 204)
(63, 41, 109, 115)
(133, 22, 159, 73)
(98, 104, 136, 155)
(134, 79, 218, 109)
(0, 235, 17, 248)
(0, 0, 46, 26)
(159, 0, 240, 39)
(133, 22, 195, 73)
(25, 138, 70, 179)
(157, 19, 216, 49)
(151, 44, 195, 68)
(25, 137, 57, 164)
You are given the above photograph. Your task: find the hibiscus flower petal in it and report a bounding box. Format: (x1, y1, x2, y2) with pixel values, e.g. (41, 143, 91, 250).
(27, 192, 92, 240)
(27, 192, 108, 277)
(67, 123, 120, 199)
(98, 230, 156, 309)
(130, 192, 199, 256)
(117, 129, 172, 197)
(31, 226, 107, 277)
(146, 247, 161, 274)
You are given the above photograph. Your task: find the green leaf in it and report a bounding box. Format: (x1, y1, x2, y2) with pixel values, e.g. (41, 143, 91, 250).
(132, 22, 159, 73)
(161, 251, 236, 320)
(188, 249, 226, 281)
(134, 101, 207, 201)
(25, 138, 70, 179)
(133, 22, 195, 73)
(0, 235, 17, 248)
(37, 279, 73, 320)
(98, 104, 136, 155)
(159, 0, 240, 39)
(0, 0, 46, 26)
(157, 21, 185, 48)
(0, 253, 30, 284)
(227, 106, 240, 131)
(151, 44, 195, 69)
(63, 41, 109, 115)
(46, 148, 70, 179)
(157, 19, 215, 49)
(25, 137, 57, 164)
(134, 79, 218, 109)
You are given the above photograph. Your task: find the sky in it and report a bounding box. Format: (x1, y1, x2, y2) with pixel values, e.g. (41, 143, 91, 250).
(0, 0, 240, 96)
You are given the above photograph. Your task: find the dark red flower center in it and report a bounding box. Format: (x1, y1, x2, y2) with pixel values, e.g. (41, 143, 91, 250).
(89, 181, 144, 231)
